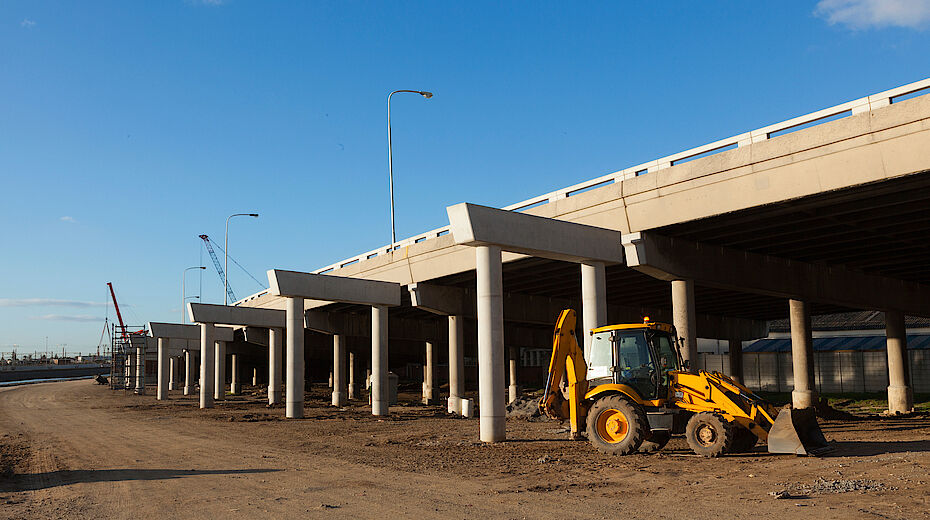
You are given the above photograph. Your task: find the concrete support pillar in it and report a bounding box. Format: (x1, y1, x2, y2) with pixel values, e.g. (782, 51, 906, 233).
(200, 323, 215, 409)
(332, 334, 347, 407)
(581, 261, 607, 360)
(371, 305, 389, 416)
(135, 346, 145, 394)
(125, 354, 133, 389)
(671, 279, 698, 373)
(157, 338, 169, 400)
(508, 346, 518, 404)
(476, 245, 505, 442)
(789, 299, 817, 409)
(214, 340, 226, 401)
(448, 315, 465, 414)
(169, 356, 178, 391)
(252, 367, 258, 386)
(885, 310, 913, 414)
(422, 341, 435, 404)
(230, 353, 240, 395)
(728, 338, 743, 384)
(183, 350, 193, 396)
(286, 297, 305, 419)
(269, 327, 283, 406)
(348, 351, 357, 400)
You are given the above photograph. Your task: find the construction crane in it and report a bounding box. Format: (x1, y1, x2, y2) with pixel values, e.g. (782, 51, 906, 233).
(199, 234, 237, 304)
(107, 282, 127, 337)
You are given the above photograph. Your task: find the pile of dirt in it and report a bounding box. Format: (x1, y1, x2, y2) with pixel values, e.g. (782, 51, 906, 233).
(506, 396, 543, 421)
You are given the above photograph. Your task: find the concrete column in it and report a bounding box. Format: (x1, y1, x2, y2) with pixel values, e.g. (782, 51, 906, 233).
(200, 323, 215, 409)
(789, 299, 817, 409)
(448, 314, 465, 414)
(230, 353, 240, 395)
(286, 297, 305, 418)
(332, 334, 347, 407)
(885, 310, 913, 414)
(581, 261, 607, 360)
(508, 346, 518, 403)
(252, 367, 258, 386)
(728, 338, 743, 383)
(371, 305, 389, 416)
(348, 351, 356, 400)
(422, 341, 435, 404)
(214, 340, 226, 401)
(476, 245, 505, 442)
(157, 338, 169, 400)
(125, 354, 132, 389)
(268, 327, 283, 406)
(183, 350, 193, 396)
(671, 279, 698, 373)
(168, 356, 178, 391)
(135, 346, 145, 394)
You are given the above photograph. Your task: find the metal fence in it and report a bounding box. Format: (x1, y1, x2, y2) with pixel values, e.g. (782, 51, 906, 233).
(696, 350, 929, 394)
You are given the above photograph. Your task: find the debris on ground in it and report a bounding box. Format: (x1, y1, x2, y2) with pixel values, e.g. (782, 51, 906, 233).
(802, 477, 888, 494)
(506, 396, 543, 421)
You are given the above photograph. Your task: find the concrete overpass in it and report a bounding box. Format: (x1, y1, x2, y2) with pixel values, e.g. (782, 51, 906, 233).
(173, 77, 930, 442)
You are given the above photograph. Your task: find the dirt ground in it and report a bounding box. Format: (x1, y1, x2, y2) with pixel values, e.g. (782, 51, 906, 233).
(1, 380, 929, 519)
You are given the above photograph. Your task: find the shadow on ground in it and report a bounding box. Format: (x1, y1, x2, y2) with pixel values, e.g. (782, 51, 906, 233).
(0, 467, 282, 492)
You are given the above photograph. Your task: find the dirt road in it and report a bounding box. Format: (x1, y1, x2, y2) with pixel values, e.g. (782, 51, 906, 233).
(1, 380, 929, 519)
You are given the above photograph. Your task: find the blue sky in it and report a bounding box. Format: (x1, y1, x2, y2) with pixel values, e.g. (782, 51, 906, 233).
(2, 1, 930, 354)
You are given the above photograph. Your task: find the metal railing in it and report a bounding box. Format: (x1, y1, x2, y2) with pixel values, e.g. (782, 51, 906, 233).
(235, 77, 930, 304)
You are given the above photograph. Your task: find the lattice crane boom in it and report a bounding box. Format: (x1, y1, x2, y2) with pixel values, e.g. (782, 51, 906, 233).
(199, 234, 237, 304)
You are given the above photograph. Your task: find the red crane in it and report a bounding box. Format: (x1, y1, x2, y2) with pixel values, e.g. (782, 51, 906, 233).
(107, 282, 126, 334)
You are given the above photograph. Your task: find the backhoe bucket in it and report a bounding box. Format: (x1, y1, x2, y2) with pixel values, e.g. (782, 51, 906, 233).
(767, 407, 832, 456)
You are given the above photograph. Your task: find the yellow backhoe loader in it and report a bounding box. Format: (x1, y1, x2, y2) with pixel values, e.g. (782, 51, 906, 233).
(539, 309, 831, 457)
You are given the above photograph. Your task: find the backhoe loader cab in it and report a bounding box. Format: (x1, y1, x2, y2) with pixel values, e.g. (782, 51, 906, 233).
(540, 309, 832, 458)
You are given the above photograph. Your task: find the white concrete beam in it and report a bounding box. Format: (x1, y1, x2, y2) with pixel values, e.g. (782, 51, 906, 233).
(267, 269, 401, 306)
(149, 321, 234, 342)
(408, 283, 465, 316)
(188, 303, 285, 329)
(447, 202, 624, 264)
(623, 231, 930, 317)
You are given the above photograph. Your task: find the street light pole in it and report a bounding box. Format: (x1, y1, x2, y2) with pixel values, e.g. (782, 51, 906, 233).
(182, 266, 206, 323)
(225, 213, 259, 306)
(388, 89, 433, 246)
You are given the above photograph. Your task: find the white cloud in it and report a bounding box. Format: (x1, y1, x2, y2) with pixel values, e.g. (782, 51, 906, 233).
(0, 298, 107, 308)
(815, 0, 930, 29)
(28, 314, 100, 322)
(20, 19, 36, 29)
(60, 216, 76, 223)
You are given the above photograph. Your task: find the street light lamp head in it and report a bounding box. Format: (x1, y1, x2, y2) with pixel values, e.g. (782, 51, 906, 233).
(419, 91, 433, 99)
(249, 213, 259, 217)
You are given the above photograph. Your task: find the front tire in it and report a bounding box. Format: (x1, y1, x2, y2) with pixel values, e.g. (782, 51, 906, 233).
(585, 395, 647, 455)
(685, 412, 733, 457)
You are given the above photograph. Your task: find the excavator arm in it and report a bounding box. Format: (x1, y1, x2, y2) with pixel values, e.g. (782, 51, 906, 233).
(539, 309, 589, 439)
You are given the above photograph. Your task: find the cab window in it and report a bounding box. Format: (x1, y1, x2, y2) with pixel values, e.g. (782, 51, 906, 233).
(614, 330, 657, 399)
(589, 331, 613, 368)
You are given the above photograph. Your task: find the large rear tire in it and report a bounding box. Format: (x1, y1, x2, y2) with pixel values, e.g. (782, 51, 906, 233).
(685, 412, 733, 458)
(639, 430, 671, 453)
(585, 395, 647, 456)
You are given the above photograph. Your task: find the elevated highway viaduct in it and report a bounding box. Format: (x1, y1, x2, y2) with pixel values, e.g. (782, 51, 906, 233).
(158, 78, 930, 442)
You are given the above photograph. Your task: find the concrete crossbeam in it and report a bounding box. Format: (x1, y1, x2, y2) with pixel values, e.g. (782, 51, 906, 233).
(622, 231, 930, 317)
(188, 303, 285, 329)
(447, 202, 624, 264)
(149, 321, 234, 342)
(267, 269, 401, 306)
(408, 283, 465, 316)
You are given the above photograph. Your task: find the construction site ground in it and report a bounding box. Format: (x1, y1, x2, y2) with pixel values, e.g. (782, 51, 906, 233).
(1, 379, 929, 519)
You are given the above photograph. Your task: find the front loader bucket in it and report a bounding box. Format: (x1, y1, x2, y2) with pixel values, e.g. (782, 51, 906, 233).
(767, 407, 833, 456)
